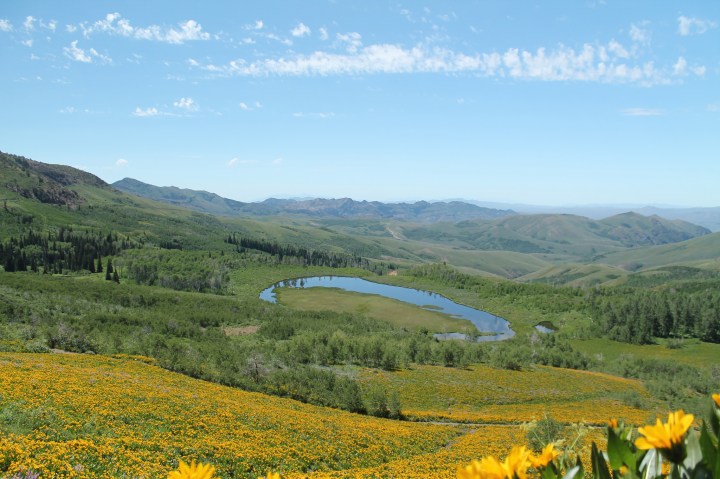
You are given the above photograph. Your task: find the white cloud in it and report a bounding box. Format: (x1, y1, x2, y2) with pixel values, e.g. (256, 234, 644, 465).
(673, 56, 687, 76)
(336, 32, 362, 53)
(629, 23, 650, 45)
(291, 22, 311, 37)
(133, 107, 160, 117)
(0, 19, 12, 32)
(64, 41, 92, 63)
(23, 16, 35, 32)
(66, 24, 77, 33)
(318, 27, 328, 41)
(173, 97, 198, 111)
(22, 39, 33, 47)
(63, 40, 112, 64)
(80, 13, 210, 44)
(190, 39, 675, 85)
(41, 19, 57, 31)
(607, 39, 629, 59)
(622, 108, 663, 116)
(116, 158, 128, 167)
(253, 20, 264, 30)
(678, 16, 717, 36)
(60, 106, 76, 114)
(239, 101, 262, 111)
(228, 157, 256, 167)
(292, 112, 335, 119)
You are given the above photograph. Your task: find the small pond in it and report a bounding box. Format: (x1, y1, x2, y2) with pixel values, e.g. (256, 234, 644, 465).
(260, 276, 515, 342)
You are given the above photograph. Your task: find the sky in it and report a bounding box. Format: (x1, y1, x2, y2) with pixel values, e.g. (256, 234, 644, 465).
(1, 1, 719, 207)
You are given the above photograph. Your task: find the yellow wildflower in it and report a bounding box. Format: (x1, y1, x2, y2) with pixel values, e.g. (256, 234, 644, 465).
(458, 447, 532, 479)
(635, 410, 694, 451)
(609, 418, 619, 429)
(504, 446, 532, 479)
(259, 473, 281, 479)
(457, 457, 505, 479)
(712, 393, 720, 408)
(530, 444, 559, 469)
(168, 461, 216, 479)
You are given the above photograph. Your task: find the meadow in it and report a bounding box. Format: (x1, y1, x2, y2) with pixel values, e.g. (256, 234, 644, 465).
(275, 287, 477, 333)
(0, 353, 619, 479)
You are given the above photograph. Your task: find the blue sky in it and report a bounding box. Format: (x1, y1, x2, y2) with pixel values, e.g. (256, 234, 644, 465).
(1, 1, 718, 206)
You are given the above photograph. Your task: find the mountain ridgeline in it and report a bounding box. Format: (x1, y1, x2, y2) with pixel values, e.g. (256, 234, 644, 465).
(112, 177, 516, 223)
(0, 151, 717, 284)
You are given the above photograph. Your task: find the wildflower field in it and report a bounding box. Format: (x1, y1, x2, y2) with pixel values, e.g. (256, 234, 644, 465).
(0, 352, 661, 479)
(0, 353, 459, 478)
(359, 364, 655, 425)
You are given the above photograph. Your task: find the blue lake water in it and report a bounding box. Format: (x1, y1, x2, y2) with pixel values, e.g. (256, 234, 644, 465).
(259, 276, 515, 342)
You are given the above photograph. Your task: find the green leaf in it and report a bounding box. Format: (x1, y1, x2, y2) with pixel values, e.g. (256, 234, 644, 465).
(639, 448, 662, 479)
(608, 426, 638, 471)
(685, 429, 703, 470)
(561, 465, 582, 479)
(591, 442, 613, 479)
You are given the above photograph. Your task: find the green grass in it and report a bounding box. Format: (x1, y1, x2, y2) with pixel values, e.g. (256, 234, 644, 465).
(569, 338, 720, 372)
(275, 287, 477, 333)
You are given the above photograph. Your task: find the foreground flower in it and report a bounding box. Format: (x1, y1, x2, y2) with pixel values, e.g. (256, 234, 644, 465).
(457, 446, 532, 479)
(530, 444, 559, 469)
(712, 393, 720, 408)
(635, 410, 694, 462)
(168, 461, 216, 479)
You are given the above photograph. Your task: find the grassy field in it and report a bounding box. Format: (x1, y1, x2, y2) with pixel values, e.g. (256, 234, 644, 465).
(275, 287, 478, 333)
(569, 338, 720, 372)
(357, 364, 656, 426)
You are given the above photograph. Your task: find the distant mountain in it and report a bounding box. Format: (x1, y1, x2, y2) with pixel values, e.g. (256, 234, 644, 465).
(460, 199, 720, 232)
(112, 178, 517, 223)
(399, 212, 711, 257)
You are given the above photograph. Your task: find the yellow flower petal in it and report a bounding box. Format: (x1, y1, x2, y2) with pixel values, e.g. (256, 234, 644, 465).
(713, 393, 720, 408)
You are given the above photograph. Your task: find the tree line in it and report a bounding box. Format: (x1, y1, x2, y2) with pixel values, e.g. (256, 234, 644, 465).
(0, 227, 135, 275)
(225, 233, 396, 275)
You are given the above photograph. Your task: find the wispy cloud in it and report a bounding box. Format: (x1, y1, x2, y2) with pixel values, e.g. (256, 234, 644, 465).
(622, 108, 664, 116)
(63, 41, 112, 64)
(228, 157, 257, 167)
(291, 22, 311, 37)
(64, 41, 92, 62)
(318, 27, 328, 41)
(23, 16, 35, 32)
(707, 104, 719, 113)
(678, 16, 717, 36)
(629, 22, 650, 45)
(189, 39, 696, 86)
(239, 101, 262, 111)
(116, 158, 128, 167)
(133, 106, 165, 117)
(173, 97, 198, 111)
(272, 157, 284, 166)
(292, 112, 335, 119)
(79, 13, 210, 44)
(0, 19, 12, 32)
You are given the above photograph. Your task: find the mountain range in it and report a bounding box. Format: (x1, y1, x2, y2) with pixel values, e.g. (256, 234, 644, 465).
(112, 177, 516, 223)
(2, 150, 719, 284)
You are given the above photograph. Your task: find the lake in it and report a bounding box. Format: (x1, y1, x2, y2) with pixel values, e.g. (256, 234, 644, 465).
(260, 276, 515, 341)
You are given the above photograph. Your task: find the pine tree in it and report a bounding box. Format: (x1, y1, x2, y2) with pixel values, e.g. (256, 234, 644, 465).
(112, 270, 120, 283)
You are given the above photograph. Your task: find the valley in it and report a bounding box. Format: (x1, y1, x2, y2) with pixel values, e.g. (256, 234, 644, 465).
(1, 151, 719, 478)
